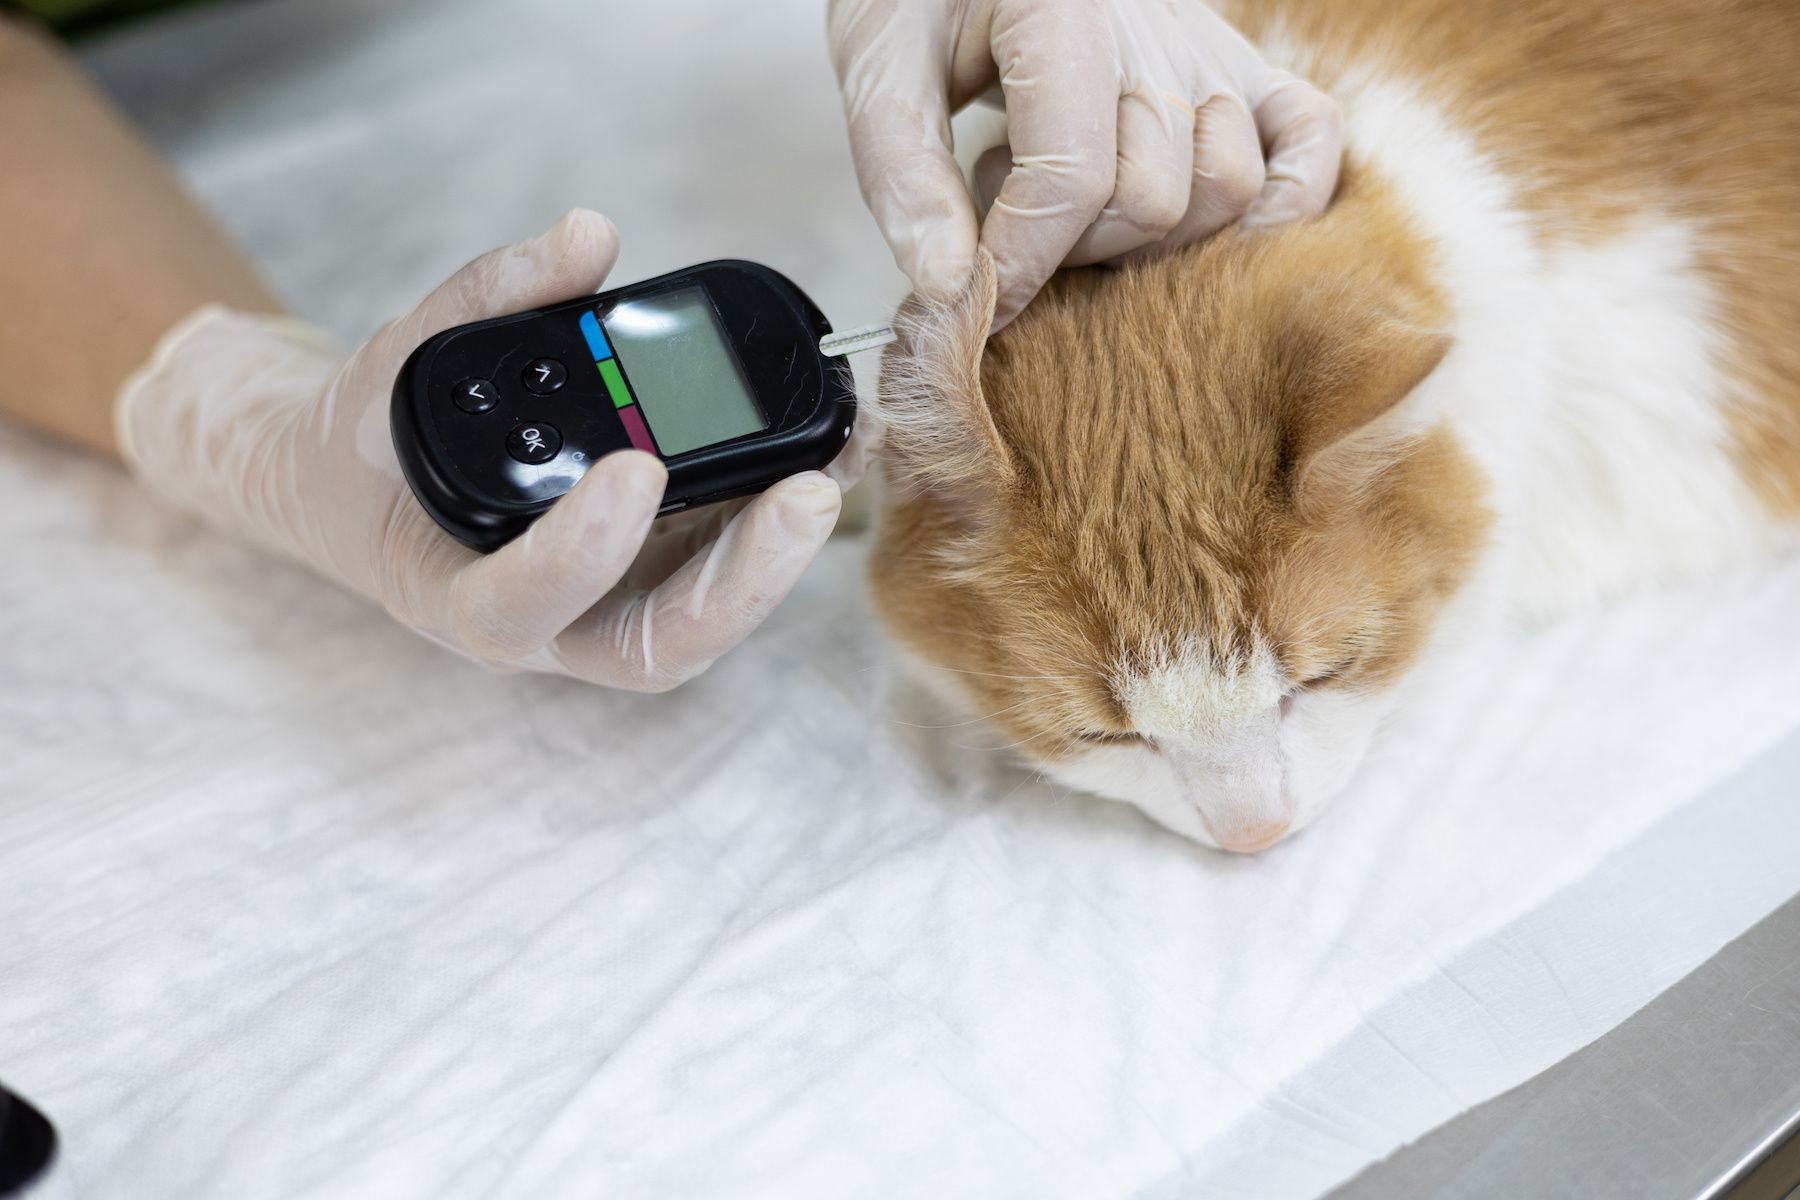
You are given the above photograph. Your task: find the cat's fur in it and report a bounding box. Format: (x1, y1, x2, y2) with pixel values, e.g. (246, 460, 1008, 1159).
(870, 0, 1800, 850)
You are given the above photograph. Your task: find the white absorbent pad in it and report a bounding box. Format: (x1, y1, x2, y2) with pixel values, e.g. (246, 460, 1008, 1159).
(3, 0, 1800, 1196)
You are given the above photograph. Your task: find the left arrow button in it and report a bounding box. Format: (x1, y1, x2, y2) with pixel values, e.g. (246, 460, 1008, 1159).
(453, 378, 499, 414)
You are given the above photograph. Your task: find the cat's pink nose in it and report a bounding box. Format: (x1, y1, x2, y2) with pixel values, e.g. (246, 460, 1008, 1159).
(1213, 819, 1292, 854)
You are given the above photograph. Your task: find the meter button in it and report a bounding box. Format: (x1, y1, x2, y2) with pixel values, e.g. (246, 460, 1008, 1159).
(507, 422, 562, 464)
(452, 378, 499, 414)
(521, 358, 567, 394)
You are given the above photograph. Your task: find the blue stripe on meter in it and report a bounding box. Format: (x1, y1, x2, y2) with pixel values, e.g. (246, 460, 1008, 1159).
(579, 310, 613, 361)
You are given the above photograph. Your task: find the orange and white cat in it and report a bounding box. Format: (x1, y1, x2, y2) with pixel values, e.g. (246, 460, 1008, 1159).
(870, 0, 1800, 851)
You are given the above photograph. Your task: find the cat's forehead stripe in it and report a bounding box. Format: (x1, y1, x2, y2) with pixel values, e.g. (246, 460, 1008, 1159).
(1116, 640, 1285, 740)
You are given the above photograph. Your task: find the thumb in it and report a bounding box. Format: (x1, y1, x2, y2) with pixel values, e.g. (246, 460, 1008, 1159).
(551, 471, 843, 691)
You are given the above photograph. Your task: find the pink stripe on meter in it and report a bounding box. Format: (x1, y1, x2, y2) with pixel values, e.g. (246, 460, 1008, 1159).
(617, 404, 659, 455)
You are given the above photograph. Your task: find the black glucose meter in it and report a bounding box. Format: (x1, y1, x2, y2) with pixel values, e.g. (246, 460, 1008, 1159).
(392, 261, 857, 552)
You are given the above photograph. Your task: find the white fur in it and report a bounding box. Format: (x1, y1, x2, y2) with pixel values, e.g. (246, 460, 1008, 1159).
(1257, 36, 1782, 622)
(1050, 738, 1218, 846)
(1478, 224, 1780, 618)
(1053, 639, 1394, 850)
(1117, 640, 1283, 739)
(1113, 642, 1291, 849)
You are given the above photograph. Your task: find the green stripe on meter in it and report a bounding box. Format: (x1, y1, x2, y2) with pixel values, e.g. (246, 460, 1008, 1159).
(597, 358, 633, 409)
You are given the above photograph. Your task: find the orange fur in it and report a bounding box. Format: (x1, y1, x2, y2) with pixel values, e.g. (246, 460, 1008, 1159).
(873, 170, 1490, 757)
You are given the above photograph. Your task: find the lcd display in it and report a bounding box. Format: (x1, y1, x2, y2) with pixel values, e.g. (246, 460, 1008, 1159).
(600, 288, 767, 456)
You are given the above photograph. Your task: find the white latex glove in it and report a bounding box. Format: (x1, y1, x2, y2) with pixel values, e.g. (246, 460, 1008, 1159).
(117, 210, 870, 692)
(829, 0, 1343, 326)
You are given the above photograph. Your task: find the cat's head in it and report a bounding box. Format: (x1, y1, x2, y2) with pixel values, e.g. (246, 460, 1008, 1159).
(871, 224, 1491, 851)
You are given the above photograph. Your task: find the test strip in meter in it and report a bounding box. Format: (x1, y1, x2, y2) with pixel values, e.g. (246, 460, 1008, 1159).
(579, 309, 660, 455)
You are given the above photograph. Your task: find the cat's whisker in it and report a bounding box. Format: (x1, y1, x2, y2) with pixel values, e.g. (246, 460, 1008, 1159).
(915, 664, 1085, 683)
(958, 724, 1078, 756)
(995, 761, 1050, 806)
(886, 696, 1037, 731)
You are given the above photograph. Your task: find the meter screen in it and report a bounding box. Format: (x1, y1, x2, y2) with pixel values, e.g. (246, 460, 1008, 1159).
(580, 288, 767, 457)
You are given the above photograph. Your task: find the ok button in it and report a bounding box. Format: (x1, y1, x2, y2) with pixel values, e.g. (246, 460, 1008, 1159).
(507, 421, 562, 465)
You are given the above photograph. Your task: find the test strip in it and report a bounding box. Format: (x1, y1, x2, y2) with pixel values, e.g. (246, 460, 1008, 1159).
(819, 324, 897, 358)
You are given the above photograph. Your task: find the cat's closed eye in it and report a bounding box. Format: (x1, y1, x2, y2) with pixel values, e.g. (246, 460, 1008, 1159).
(1075, 730, 1155, 750)
(1299, 657, 1359, 688)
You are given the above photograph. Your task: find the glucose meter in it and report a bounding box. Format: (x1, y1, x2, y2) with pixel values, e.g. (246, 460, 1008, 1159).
(392, 260, 859, 552)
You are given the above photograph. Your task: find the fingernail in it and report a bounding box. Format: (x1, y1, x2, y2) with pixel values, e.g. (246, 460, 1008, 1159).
(781, 473, 842, 529)
(1241, 207, 1295, 231)
(603, 450, 668, 505)
(1241, 189, 1302, 229)
(906, 244, 978, 301)
(525, 210, 579, 269)
(914, 262, 963, 299)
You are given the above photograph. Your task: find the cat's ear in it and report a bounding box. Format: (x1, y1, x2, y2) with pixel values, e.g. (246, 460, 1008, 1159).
(1280, 302, 1452, 496)
(877, 250, 1018, 510)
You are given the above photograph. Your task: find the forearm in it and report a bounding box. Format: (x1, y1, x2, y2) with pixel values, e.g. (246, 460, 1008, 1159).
(0, 15, 281, 459)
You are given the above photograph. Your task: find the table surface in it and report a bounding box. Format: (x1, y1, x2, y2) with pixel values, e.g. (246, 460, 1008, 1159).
(1331, 737, 1800, 1200)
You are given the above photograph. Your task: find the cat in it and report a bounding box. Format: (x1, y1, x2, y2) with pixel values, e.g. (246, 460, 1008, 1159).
(869, 0, 1800, 851)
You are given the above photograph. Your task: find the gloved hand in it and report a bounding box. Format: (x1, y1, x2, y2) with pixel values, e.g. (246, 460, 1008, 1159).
(117, 209, 867, 692)
(829, 0, 1343, 327)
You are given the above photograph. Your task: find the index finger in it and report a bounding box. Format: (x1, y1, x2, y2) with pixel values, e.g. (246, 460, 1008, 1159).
(830, 0, 980, 295)
(1242, 78, 1343, 228)
(442, 451, 666, 664)
(979, 0, 1121, 327)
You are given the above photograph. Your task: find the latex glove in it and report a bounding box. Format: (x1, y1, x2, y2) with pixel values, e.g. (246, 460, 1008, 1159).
(117, 210, 864, 692)
(829, 0, 1343, 326)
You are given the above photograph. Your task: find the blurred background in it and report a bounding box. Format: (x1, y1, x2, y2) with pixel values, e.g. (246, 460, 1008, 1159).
(70, 0, 909, 356)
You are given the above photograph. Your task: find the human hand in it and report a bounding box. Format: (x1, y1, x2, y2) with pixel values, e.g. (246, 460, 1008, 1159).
(829, 0, 1342, 327)
(116, 210, 863, 691)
